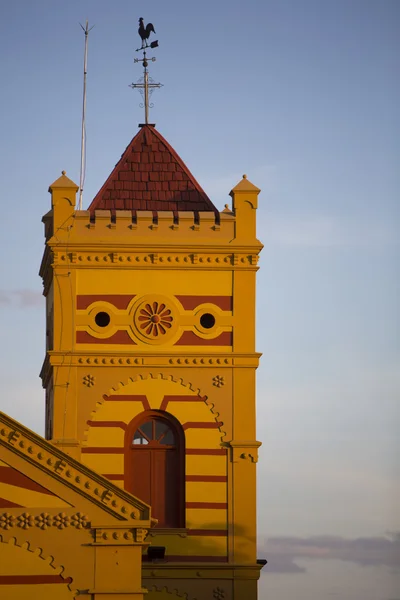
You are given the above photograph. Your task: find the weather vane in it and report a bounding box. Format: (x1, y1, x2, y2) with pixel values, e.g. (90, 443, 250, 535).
(130, 18, 163, 125)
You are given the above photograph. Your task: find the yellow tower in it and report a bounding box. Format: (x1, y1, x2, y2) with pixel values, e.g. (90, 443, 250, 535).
(39, 123, 265, 599)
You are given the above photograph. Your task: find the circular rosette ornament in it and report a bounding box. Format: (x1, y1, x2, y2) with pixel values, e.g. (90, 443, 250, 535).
(132, 296, 177, 345)
(138, 301, 173, 337)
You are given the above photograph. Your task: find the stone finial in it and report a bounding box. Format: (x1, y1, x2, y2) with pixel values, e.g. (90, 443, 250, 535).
(230, 175, 260, 196)
(48, 171, 79, 193)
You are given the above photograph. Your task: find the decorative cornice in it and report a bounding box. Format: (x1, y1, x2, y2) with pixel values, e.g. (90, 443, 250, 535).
(45, 352, 261, 368)
(46, 240, 263, 254)
(0, 412, 151, 523)
(228, 440, 262, 463)
(49, 251, 260, 271)
(40, 353, 261, 386)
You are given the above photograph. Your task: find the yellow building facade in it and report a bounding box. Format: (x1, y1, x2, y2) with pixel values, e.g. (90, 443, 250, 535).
(0, 123, 265, 598)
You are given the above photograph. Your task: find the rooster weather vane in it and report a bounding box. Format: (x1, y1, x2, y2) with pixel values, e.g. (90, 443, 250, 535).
(130, 18, 163, 125)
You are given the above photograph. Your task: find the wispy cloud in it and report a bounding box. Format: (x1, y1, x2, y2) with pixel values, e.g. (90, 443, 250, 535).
(0, 289, 42, 308)
(259, 533, 400, 573)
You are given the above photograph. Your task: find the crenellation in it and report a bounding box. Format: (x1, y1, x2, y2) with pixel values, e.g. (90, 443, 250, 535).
(47, 207, 240, 243)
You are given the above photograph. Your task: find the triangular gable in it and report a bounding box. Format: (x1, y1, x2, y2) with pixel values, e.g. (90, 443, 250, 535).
(88, 125, 217, 214)
(0, 412, 152, 525)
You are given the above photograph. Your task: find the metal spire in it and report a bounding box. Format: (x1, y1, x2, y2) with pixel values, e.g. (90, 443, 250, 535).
(130, 18, 162, 125)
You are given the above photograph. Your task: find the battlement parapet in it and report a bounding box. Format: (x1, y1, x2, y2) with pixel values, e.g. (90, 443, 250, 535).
(45, 173, 262, 249)
(68, 209, 236, 242)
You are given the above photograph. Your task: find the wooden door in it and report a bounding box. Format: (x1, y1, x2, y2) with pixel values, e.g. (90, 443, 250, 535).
(126, 415, 182, 527)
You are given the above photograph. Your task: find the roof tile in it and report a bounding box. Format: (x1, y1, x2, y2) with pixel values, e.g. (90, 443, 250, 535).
(88, 125, 216, 215)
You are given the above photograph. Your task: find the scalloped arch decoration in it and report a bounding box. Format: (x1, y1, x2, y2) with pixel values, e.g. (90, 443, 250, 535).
(83, 372, 226, 444)
(0, 534, 76, 596)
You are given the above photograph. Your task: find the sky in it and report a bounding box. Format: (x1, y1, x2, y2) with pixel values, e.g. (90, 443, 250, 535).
(0, 1, 399, 599)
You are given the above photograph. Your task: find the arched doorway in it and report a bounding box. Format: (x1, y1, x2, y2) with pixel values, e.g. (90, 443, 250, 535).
(125, 411, 184, 527)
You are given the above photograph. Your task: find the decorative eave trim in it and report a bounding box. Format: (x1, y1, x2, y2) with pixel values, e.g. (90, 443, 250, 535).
(46, 242, 264, 254)
(0, 412, 151, 523)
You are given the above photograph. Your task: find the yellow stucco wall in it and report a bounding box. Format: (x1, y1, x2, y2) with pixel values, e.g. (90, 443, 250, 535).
(36, 171, 264, 598)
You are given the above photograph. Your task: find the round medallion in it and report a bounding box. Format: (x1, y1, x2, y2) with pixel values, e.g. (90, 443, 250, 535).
(132, 296, 177, 344)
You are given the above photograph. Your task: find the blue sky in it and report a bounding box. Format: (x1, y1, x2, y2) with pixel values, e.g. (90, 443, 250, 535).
(0, 1, 399, 599)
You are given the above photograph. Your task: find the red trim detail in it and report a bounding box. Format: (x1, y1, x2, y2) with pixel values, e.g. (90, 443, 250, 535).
(175, 296, 232, 311)
(81, 447, 124, 454)
(160, 395, 207, 411)
(182, 421, 223, 431)
(76, 295, 135, 310)
(175, 331, 232, 346)
(86, 420, 127, 431)
(105, 395, 150, 410)
(0, 497, 23, 508)
(186, 502, 227, 509)
(142, 555, 228, 563)
(187, 529, 228, 536)
(186, 449, 227, 456)
(0, 466, 54, 496)
(0, 575, 72, 585)
(76, 330, 136, 345)
(186, 475, 227, 482)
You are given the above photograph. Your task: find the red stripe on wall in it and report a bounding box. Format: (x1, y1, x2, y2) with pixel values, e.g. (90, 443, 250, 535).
(186, 475, 227, 482)
(105, 395, 150, 410)
(160, 395, 207, 411)
(76, 295, 135, 310)
(186, 502, 227, 509)
(175, 331, 232, 346)
(187, 529, 228, 536)
(76, 330, 136, 345)
(175, 295, 233, 311)
(86, 420, 127, 431)
(0, 575, 72, 585)
(0, 467, 55, 496)
(186, 449, 227, 456)
(81, 447, 124, 454)
(0, 497, 23, 509)
(182, 421, 223, 431)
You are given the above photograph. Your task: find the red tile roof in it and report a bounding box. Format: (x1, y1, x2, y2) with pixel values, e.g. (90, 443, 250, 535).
(88, 125, 217, 215)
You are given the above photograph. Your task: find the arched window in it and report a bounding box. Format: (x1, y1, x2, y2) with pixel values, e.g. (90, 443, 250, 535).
(125, 411, 184, 528)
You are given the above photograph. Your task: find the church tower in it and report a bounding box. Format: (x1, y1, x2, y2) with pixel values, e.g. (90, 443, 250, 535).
(39, 33, 265, 600)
